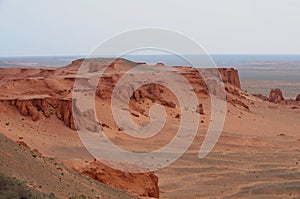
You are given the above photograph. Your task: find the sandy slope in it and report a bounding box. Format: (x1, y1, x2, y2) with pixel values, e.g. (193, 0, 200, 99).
(0, 133, 137, 199)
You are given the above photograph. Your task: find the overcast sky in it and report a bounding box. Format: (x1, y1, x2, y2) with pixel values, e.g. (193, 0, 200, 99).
(0, 0, 300, 56)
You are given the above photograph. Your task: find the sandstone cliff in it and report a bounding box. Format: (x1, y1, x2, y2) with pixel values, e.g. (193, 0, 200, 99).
(218, 68, 241, 89)
(0, 58, 243, 131)
(1, 98, 75, 130)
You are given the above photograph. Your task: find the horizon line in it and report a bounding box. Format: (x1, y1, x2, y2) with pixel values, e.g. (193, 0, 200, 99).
(1, 53, 300, 58)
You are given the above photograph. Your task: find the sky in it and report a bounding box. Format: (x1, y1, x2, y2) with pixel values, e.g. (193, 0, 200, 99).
(0, 0, 300, 56)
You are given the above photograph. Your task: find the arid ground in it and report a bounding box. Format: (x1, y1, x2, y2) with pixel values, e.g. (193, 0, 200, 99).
(0, 58, 299, 198)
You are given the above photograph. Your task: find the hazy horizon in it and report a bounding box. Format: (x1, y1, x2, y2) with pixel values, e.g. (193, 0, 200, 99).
(1, 53, 300, 58)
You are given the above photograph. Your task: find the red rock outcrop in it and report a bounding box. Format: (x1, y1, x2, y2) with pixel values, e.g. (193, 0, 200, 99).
(16, 140, 30, 150)
(218, 68, 241, 89)
(0, 58, 244, 131)
(72, 160, 159, 198)
(269, 88, 284, 103)
(53, 99, 75, 129)
(130, 83, 177, 111)
(16, 140, 42, 156)
(296, 94, 300, 101)
(15, 100, 40, 121)
(2, 98, 76, 130)
(2, 99, 40, 121)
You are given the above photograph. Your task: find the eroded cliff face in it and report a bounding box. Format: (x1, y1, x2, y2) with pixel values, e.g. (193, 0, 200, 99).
(1, 98, 76, 130)
(71, 160, 159, 198)
(0, 58, 242, 132)
(218, 68, 241, 89)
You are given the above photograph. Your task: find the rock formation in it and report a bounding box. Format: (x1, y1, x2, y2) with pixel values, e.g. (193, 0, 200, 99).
(0, 58, 245, 132)
(72, 160, 159, 198)
(269, 88, 285, 103)
(218, 68, 241, 89)
(296, 94, 300, 101)
(1, 98, 76, 130)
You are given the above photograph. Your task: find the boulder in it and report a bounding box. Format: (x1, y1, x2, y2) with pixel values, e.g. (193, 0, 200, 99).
(296, 94, 300, 101)
(269, 88, 284, 103)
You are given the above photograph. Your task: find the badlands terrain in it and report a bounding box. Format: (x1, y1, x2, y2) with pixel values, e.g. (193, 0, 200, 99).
(0, 58, 299, 198)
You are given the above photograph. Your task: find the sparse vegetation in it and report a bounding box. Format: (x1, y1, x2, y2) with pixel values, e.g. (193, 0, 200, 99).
(0, 173, 51, 198)
(49, 192, 57, 199)
(30, 151, 37, 158)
